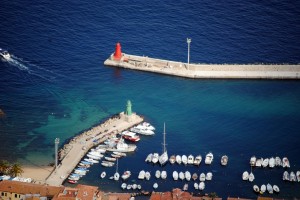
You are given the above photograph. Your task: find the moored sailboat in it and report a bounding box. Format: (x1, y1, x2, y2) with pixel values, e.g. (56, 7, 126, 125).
(158, 123, 168, 166)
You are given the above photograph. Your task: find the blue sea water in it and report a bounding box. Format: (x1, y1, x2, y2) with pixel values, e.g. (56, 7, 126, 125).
(1, 0, 300, 198)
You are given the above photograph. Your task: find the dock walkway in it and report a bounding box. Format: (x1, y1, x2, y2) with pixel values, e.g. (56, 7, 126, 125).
(104, 53, 300, 79)
(45, 112, 143, 186)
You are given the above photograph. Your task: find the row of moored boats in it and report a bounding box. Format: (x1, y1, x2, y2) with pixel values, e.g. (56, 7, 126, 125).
(253, 184, 280, 194)
(250, 156, 290, 168)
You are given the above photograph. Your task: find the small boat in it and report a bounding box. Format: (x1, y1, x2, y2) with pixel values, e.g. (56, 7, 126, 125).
(193, 155, 202, 166)
(199, 173, 206, 182)
(192, 173, 198, 181)
(111, 154, 122, 158)
(139, 122, 155, 130)
(130, 127, 155, 135)
(250, 156, 256, 167)
(74, 170, 86, 175)
(112, 152, 127, 157)
(297, 171, 300, 182)
(176, 155, 182, 164)
(88, 151, 104, 157)
(242, 171, 249, 180)
(114, 159, 120, 181)
(273, 185, 280, 193)
(152, 153, 159, 164)
(255, 158, 263, 167)
(121, 183, 127, 189)
(145, 171, 151, 180)
(101, 161, 115, 166)
(84, 158, 99, 164)
(106, 138, 137, 153)
(0, 50, 11, 60)
(187, 155, 194, 164)
(199, 182, 205, 190)
(138, 170, 145, 179)
(68, 179, 77, 184)
(121, 171, 131, 180)
(100, 171, 106, 179)
(269, 157, 275, 168)
(260, 184, 266, 194)
(173, 171, 179, 180)
(155, 170, 161, 179)
(290, 171, 296, 182)
(275, 156, 282, 166)
(145, 153, 153, 162)
(137, 184, 142, 190)
(126, 184, 132, 190)
(262, 158, 269, 167)
(267, 183, 273, 194)
(194, 182, 199, 190)
(185, 171, 191, 181)
(169, 155, 176, 164)
(248, 172, 255, 182)
(121, 131, 140, 142)
(179, 171, 185, 180)
(221, 155, 228, 166)
(183, 183, 188, 191)
(283, 171, 289, 181)
(253, 185, 259, 193)
(282, 157, 290, 168)
(206, 172, 212, 181)
(93, 148, 106, 153)
(205, 152, 214, 164)
(182, 155, 188, 165)
(87, 154, 102, 160)
(158, 123, 168, 166)
(132, 184, 137, 190)
(153, 183, 158, 189)
(105, 157, 117, 162)
(161, 171, 167, 179)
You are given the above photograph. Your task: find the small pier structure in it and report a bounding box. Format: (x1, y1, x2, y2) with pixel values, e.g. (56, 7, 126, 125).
(45, 100, 143, 186)
(104, 43, 300, 79)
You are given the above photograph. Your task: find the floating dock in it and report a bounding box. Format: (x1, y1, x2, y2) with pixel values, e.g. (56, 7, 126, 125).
(45, 110, 143, 186)
(104, 43, 300, 79)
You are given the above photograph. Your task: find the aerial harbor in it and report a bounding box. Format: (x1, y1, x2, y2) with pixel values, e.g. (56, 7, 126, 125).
(1, 0, 300, 199)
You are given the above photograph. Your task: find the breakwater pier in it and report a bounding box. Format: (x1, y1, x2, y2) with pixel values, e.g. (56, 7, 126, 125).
(104, 43, 300, 79)
(45, 108, 143, 186)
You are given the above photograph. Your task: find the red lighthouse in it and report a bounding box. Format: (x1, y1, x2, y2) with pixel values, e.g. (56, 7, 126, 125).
(113, 42, 122, 61)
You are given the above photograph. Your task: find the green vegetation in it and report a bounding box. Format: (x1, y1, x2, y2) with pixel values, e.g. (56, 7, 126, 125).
(0, 160, 23, 177)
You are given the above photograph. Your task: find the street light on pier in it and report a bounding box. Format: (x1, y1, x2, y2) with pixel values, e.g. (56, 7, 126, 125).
(187, 38, 192, 69)
(55, 138, 60, 168)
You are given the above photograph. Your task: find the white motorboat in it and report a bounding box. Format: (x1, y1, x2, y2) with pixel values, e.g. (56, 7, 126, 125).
(182, 155, 188, 165)
(100, 171, 106, 179)
(297, 171, 300, 182)
(199, 173, 206, 182)
(185, 171, 191, 181)
(159, 123, 168, 166)
(84, 158, 99, 164)
(121, 171, 131, 180)
(255, 157, 263, 167)
(250, 156, 256, 167)
(173, 171, 178, 180)
(130, 127, 155, 135)
(176, 155, 182, 164)
(206, 172, 212, 181)
(290, 171, 296, 182)
(153, 183, 158, 189)
(275, 156, 282, 166)
(0, 50, 11, 60)
(92, 148, 106, 153)
(169, 155, 176, 164)
(194, 182, 199, 190)
(105, 157, 116, 162)
(192, 173, 198, 181)
(113, 152, 127, 157)
(179, 171, 185, 180)
(136, 122, 155, 130)
(269, 157, 275, 168)
(242, 171, 249, 180)
(152, 153, 159, 164)
(221, 155, 228, 166)
(126, 184, 132, 190)
(262, 158, 269, 167)
(187, 155, 194, 164)
(121, 130, 140, 142)
(267, 183, 273, 194)
(183, 183, 188, 191)
(155, 170, 161, 179)
(273, 185, 280, 193)
(199, 182, 205, 190)
(121, 183, 127, 189)
(106, 138, 137, 152)
(137, 184, 142, 190)
(248, 172, 255, 182)
(283, 171, 289, 181)
(132, 184, 137, 190)
(193, 155, 202, 166)
(74, 170, 86, 176)
(145, 171, 151, 180)
(88, 151, 104, 157)
(161, 171, 167, 179)
(101, 161, 114, 167)
(138, 170, 145, 179)
(253, 185, 259, 193)
(260, 184, 266, 194)
(87, 154, 102, 160)
(282, 157, 290, 168)
(145, 153, 153, 162)
(205, 152, 214, 164)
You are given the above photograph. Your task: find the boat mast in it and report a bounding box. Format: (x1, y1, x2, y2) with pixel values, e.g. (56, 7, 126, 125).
(116, 158, 118, 173)
(163, 122, 166, 153)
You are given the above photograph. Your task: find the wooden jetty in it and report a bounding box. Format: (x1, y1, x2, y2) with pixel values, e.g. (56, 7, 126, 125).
(46, 101, 143, 186)
(104, 43, 300, 79)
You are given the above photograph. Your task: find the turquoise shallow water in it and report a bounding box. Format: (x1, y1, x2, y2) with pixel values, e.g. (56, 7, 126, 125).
(1, 0, 300, 198)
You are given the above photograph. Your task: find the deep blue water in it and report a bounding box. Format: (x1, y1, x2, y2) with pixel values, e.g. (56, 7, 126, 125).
(1, 0, 300, 198)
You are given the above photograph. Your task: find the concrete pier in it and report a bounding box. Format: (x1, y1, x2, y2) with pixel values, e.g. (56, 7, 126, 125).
(104, 53, 300, 79)
(45, 112, 143, 186)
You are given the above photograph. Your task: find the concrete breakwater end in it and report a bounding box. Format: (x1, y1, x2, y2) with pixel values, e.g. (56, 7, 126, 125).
(46, 112, 143, 186)
(104, 53, 300, 79)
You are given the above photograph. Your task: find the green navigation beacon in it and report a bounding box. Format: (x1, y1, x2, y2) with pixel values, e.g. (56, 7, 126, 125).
(125, 100, 132, 116)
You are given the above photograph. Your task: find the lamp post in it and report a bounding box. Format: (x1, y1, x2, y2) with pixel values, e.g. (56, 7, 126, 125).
(187, 38, 191, 69)
(55, 138, 60, 168)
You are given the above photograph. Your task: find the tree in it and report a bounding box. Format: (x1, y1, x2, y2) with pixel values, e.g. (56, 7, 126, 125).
(208, 192, 218, 199)
(0, 160, 10, 174)
(8, 163, 23, 177)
